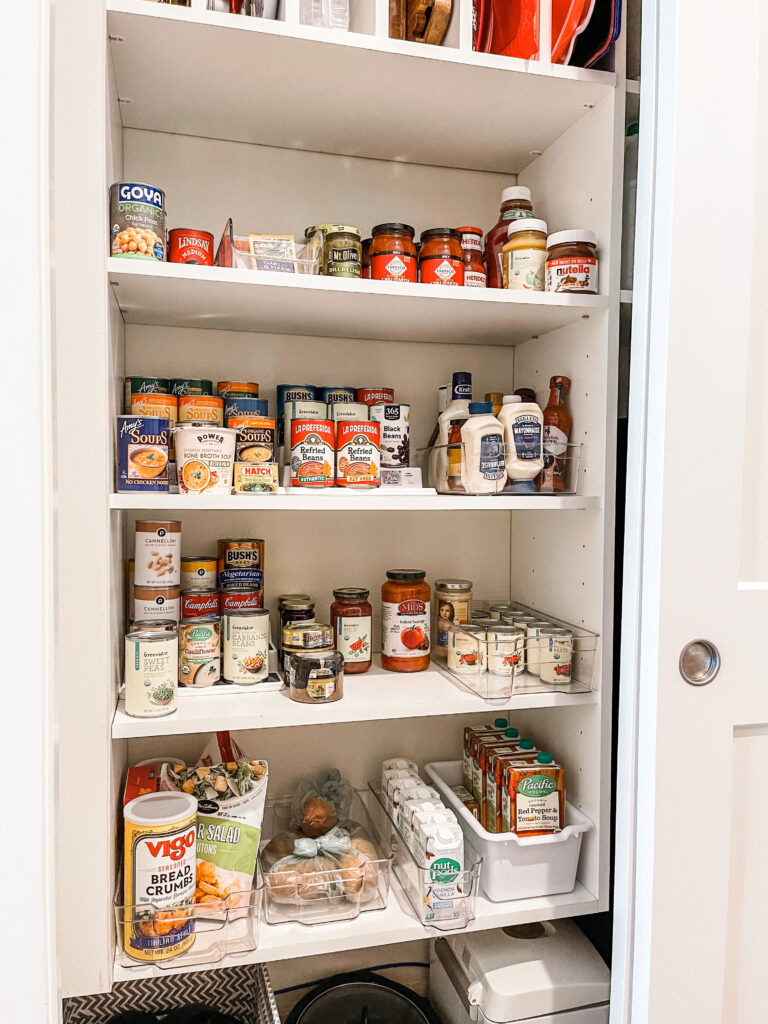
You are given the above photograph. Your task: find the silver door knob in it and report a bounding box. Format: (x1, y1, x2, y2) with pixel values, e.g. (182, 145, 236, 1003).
(679, 639, 720, 685)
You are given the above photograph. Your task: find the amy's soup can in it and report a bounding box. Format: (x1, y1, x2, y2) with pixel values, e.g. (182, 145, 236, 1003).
(170, 378, 213, 397)
(218, 381, 259, 397)
(224, 396, 268, 424)
(124, 376, 169, 413)
(167, 228, 214, 266)
(110, 182, 166, 261)
(117, 415, 170, 493)
(123, 792, 197, 962)
(178, 394, 224, 425)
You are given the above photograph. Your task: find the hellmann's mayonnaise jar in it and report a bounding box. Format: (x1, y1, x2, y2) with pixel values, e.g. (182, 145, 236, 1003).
(123, 791, 197, 962)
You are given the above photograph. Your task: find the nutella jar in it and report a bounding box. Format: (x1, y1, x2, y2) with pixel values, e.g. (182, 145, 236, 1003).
(419, 228, 465, 286)
(545, 230, 598, 294)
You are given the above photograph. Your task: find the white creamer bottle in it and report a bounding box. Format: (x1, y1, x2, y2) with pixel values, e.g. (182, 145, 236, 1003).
(498, 393, 544, 493)
(460, 402, 506, 494)
(431, 371, 472, 490)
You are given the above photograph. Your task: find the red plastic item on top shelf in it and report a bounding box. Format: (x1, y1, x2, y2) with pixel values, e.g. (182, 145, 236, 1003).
(473, 0, 595, 64)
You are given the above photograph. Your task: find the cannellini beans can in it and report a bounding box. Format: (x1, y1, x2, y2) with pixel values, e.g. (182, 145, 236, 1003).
(124, 630, 179, 718)
(180, 556, 217, 590)
(134, 585, 181, 623)
(135, 520, 181, 586)
(122, 791, 197, 962)
(179, 617, 221, 687)
(223, 610, 270, 683)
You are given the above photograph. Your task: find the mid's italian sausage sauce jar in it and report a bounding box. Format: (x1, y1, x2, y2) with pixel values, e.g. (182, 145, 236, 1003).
(419, 228, 465, 286)
(370, 223, 418, 283)
(381, 569, 431, 672)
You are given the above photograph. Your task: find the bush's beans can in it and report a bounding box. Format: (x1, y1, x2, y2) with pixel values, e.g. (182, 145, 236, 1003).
(356, 388, 395, 406)
(117, 415, 171, 493)
(170, 378, 213, 397)
(335, 421, 381, 488)
(178, 616, 221, 687)
(110, 182, 166, 261)
(224, 396, 268, 424)
(371, 403, 411, 467)
(223, 610, 270, 683)
(181, 589, 220, 618)
(168, 228, 214, 266)
(124, 630, 179, 719)
(122, 791, 197, 961)
(319, 386, 356, 404)
(217, 381, 259, 397)
(124, 376, 169, 412)
(217, 538, 265, 593)
(221, 588, 263, 612)
(290, 420, 335, 486)
(178, 394, 224, 425)
(180, 556, 217, 591)
(277, 385, 316, 445)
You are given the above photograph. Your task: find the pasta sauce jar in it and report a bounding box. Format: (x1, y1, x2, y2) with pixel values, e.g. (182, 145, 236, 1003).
(381, 570, 431, 672)
(331, 587, 372, 674)
(370, 223, 418, 283)
(419, 228, 465, 286)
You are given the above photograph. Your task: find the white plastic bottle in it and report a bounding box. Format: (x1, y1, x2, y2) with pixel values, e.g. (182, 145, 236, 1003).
(460, 402, 506, 494)
(498, 394, 544, 493)
(430, 372, 472, 490)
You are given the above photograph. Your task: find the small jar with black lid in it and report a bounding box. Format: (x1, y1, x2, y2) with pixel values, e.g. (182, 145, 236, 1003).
(285, 649, 344, 704)
(419, 228, 465, 286)
(370, 223, 418, 283)
(331, 587, 373, 674)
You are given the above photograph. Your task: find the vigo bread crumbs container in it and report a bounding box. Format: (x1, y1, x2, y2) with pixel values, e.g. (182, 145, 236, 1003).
(123, 791, 197, 962)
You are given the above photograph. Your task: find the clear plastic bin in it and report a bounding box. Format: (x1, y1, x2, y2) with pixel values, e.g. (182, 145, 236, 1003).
(425, 761, 593, 904)
(113, 869, 262, 971)
(214, 218, 321, 275)
(368, 782, 481, 931)
(261, 788, 393, 926)
(419, 442, 583, 495)
(435, 600, 599, 701)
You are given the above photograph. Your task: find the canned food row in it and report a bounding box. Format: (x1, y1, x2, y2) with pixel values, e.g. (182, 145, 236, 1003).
(110, 182, 213, 264)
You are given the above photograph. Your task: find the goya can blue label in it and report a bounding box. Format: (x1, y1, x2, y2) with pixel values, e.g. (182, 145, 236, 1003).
(223, 397, 268, 424)
(117, 415, 171, 492)
(319, 386, 356, 404)
(110, 181, 166, 261)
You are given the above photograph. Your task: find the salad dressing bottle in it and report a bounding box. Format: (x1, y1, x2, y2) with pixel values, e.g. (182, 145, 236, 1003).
(460, 402, 506, 495)
(498, 393, 544, 493)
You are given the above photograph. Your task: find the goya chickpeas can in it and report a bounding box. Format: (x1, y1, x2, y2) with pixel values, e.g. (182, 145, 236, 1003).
(167, 228, 214, 266)
(336, 421, 381, 488)
(290, 420, 335, 486)
(110, 182, 166, 261)
(122, 791, 197, 962)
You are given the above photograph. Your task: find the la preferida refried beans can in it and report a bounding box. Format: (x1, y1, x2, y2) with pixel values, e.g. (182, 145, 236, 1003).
(123, 791, 197, 962)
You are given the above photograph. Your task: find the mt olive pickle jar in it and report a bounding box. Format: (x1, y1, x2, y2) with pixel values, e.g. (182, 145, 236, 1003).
(381, 570, 431, 672)
(361, 237, 372, 278)
(331, 587, 372, 674)
(370, 223, 418, 283)
(323, 225, 362, 278)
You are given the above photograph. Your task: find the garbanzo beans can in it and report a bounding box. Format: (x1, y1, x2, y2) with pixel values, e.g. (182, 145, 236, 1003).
(110, 182, 166, 261)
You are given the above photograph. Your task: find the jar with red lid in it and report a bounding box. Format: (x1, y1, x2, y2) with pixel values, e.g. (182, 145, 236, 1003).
(419, 228, 465, 286)
(381, 570, 431, 672)
(331, 587, 372, 674)
(370, 223, 418, 283)
(458, 226, 487, 288)
(361, 237, 372, 279)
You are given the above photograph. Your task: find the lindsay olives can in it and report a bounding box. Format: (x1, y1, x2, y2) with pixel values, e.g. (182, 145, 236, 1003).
(168, 228, 214, 266)
(117, 415, 170, 492)
(110, 182, 166, 261)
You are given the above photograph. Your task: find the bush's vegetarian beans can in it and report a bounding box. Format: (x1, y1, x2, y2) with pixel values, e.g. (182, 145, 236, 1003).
(167, 228, 214, 266)
(110, 182, 166, 261)
(217, 538, 265, 594)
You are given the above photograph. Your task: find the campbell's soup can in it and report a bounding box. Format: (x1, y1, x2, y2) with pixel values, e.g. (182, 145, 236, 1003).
(217, 381, 259, 397)
(221, 588, 263, 612)
(290, 419, 335, 487)
(335, 421, 381, 488)
(110, 181, 166, 261)
(181, 589, 220, 617)
(168, 228, 214, 266)
(217, 538, 265, 591)
(123, 792, 197, 962)
(356, 388, 395, 406)
(181, 556, 217, 590)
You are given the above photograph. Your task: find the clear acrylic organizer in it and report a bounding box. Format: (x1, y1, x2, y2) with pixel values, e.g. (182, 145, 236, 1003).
(367, 782, 481, 932)
(419, 442, 583, 496)
(214, 218, 321, 274)
(434, 600, 599, 702)
(113, 868, 262, 971)
(261, 789, 393, 927)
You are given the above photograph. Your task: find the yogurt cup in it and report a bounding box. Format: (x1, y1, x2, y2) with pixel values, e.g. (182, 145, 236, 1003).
(173, 422, 236, 495)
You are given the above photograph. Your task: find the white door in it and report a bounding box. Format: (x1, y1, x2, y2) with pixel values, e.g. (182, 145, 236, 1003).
(614, 1, 768, 1021)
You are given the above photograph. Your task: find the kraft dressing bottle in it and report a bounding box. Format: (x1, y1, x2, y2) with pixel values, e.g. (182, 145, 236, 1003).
(459, 402, 506, 494)
(498, 393, 544, 493)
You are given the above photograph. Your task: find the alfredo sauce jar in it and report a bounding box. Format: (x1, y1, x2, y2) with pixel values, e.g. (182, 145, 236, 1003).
(222, 610, 270, 684)
(124, 629, 178, 718)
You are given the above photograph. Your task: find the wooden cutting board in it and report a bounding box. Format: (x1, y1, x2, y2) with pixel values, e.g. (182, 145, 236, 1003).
(405, 0, 453, 45)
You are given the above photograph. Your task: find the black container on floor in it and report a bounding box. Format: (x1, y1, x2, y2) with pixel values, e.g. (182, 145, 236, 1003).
(285, 971, 442, 1024)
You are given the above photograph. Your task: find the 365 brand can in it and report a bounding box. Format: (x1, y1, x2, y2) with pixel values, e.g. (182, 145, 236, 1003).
(371, 404, 410, 467)
(110, 182, 166, 261)
(221, 588, 263, 612)
(290, 420, 335, 486)
(180, 589, 220, 618)
(170, 378, 213, 397)
(124, 630, 179, 718)
(122, 791, 196, 962)
(320, 386, 356, 404)
(117, 415, 170, 492)
(218, 381, 259, 397)
(217, 538, 265, 591)
(335, 421, 380, 487)
(179, 616, 221, 687)
(124, 376, 169, 411)
(224, 397, 269, 424)
(356, 388, 395, 406)
(222, 610, 270, 683)
(178, 394, 224, 425)
(180, 556, 217, 590)
(168, 228, 214, 266)
(135, 520, 181, 586)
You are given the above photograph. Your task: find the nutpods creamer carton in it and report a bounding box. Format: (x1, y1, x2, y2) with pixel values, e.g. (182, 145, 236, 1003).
(413, 820, 465, 923)
(397, 790, 442, 839)
(501, 752, 564, 836)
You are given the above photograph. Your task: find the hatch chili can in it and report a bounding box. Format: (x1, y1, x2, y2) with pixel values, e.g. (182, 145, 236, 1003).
(123, 791, 197, 962)
(168, 228, 214, 266)
(110, 182, 166, 261)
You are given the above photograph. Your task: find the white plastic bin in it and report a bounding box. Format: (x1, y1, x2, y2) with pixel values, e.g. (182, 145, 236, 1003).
(425, 761, 592, 903)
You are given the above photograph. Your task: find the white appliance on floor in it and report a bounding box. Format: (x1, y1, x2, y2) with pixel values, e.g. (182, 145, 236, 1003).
(429, 921, 610, 1023)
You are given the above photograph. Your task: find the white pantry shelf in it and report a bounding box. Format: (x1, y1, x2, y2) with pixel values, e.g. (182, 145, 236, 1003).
(109, 491, 601, 512)
(112, 657, 597, 739)
(112, 879, 598, 980)
(108, 260, 608, 346)
(107, 0, 614, 174)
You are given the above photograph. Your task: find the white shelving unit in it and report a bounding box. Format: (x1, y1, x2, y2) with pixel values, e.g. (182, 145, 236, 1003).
(52, 0, 627, 1001)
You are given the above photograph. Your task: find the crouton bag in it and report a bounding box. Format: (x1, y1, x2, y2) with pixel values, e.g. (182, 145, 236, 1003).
(160, 732, 268, 910)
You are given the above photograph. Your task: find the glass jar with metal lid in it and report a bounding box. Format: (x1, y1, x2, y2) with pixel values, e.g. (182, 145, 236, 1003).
(370, 223, 418, 283)
(279, 598, 315, 647)
(419, 228, 465, 286)
(282, 621, 334, 653)
(331, 587, 372, 674)
(285, 648, 344, 704)
(323, 225, 362, 278)
(434, 578, 473, 660)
